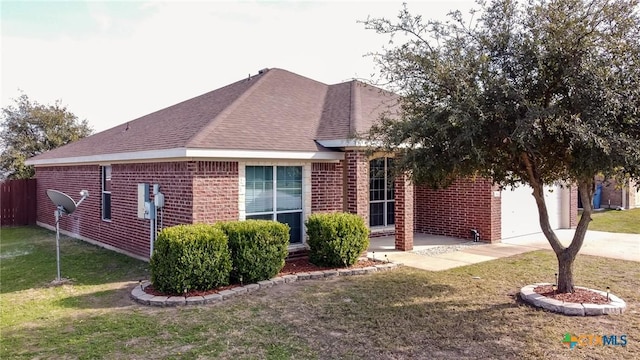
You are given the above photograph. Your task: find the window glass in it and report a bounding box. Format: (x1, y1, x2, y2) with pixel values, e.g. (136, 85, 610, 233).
(277, 212, 302, 244)
(102, 166, 112, 221)
(246, 166, 303, 244)
(277, 166, 302, 211)
(103, 193, 111, 220)
(386, 201, 395, 225)
(369, 158, 395, 227)
(246, 214, 273, 221)
(370, 202, 384, 227)
(246, 166, 273, 213)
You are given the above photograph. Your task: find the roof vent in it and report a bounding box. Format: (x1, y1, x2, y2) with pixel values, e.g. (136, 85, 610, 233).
(258, 68, 269, 74)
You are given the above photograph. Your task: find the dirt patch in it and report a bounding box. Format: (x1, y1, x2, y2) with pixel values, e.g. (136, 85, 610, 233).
(143, 258, 382, 297)
(533, 285, 610, 304)
(279, 258, 379, 275)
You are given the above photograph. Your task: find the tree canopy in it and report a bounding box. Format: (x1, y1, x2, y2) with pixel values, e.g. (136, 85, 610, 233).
(1, 93, 92, 179)
(364, 0, 640, 292)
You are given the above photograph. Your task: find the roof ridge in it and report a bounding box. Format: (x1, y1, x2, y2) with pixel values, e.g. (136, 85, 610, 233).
(185, 69, 272, 147)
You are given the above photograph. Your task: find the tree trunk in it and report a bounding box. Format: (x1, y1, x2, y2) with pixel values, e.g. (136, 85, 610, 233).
(520, 153, 594, 294)
(556, 249, 576, 293)
(554, 180, 595, 293)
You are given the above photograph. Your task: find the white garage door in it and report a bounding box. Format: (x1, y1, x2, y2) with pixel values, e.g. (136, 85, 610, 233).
(501, 184, 562, 239)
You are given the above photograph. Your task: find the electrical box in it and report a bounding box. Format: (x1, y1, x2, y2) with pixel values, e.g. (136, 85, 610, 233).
(138, 183, 149, 219)
(145, 201, 156, 220)
(154, 193, 165, 208)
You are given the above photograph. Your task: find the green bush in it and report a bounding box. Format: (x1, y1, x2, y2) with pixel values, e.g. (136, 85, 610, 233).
(306, 212, 370, 267)
(150, 224, 232, 294)
(218, 220, 290, 284)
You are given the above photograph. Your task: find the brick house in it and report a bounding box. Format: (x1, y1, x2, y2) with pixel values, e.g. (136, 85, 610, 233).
(27, 68, 577, 260)
(593, 176, 640, 209)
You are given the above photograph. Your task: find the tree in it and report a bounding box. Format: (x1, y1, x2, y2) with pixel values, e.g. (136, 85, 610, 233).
(363, 0, 640, 293)
(1, 93, 92, 179)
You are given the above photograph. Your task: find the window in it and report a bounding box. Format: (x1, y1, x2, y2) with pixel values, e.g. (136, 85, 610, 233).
(369, 158, 394, 227)
(245, 166, 303, 244)
(102, 166, 111, 221)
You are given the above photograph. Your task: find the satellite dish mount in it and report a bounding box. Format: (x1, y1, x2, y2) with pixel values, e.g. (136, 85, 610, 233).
(46, 189, 89, 282)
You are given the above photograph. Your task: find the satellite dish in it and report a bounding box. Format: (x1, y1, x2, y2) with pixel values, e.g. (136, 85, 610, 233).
(46, 189, 77, 214)
(46, 189, 89, 283)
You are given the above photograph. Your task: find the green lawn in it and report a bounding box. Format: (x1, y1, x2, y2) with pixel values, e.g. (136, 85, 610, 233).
(584, 208, 640, 234)
(1, 226, 638, 359)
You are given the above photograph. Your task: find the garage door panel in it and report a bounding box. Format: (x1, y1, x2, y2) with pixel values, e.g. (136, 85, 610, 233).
(501, 184, 561, 239)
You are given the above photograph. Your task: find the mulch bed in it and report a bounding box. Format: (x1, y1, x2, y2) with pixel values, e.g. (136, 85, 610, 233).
(534, 285, 610, 305)
(144, 258, 383, 297)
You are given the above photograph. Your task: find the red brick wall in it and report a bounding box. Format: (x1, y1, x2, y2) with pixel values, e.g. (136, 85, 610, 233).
(597, 176, 624, 209)
(192, 161, 239, 223)
(345, 151, 369, 225)
(570, 185, 578, 227)
(394, 174, 414, 250)
(311, 162, 343, 213)
(35, 161, 239, 259)
(414, 178, 500, 242)
(36, 165, 102, 246)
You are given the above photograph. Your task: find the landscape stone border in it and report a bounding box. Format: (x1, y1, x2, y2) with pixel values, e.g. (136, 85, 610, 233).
(519, 283, 626, 316)
(131, 262, 401, 307)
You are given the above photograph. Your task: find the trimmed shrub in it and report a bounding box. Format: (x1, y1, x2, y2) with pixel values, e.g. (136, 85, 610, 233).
(218, 220, 290, 284)
(306, 212, 370, 267)
(150, 224, 232, 294)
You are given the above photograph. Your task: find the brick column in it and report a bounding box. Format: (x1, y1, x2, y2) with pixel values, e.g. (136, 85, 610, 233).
(489, 183, 502, 242)
(570, 184, 578, 228)
(394, 174, 414, 251)
(345, 150, 369, 226)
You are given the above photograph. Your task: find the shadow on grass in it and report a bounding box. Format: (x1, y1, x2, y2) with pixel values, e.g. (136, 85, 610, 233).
(55, 283, 138, 310)
(272, 271, 552, 359)
(1, 228, 148, 294)
(1, 298, 307, 360)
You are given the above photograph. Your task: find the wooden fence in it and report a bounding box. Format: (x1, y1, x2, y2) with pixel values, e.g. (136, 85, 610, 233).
(1, 179, 37, 226)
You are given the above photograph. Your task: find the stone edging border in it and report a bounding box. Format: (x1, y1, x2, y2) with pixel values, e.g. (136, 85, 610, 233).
(131, 262, 401, 307)
(519, 283, 626, 316)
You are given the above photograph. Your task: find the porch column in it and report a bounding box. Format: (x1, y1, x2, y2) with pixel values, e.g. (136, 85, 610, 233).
(569, 184, 578, 228)
(345, 150, 369, 225)
(394, 173, 414, 251)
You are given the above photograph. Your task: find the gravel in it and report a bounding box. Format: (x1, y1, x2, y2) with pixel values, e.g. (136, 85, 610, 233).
(413, 241, 485, 256)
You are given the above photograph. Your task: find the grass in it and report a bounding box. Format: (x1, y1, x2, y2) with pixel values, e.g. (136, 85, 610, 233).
(1, 226, 639, 359)
(582, 208, 640, 234)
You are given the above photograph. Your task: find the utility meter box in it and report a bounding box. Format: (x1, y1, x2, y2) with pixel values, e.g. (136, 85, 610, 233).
(154, 193, 165, 208)
(137, 183, 149, 219)
(145, 201, 156, 220)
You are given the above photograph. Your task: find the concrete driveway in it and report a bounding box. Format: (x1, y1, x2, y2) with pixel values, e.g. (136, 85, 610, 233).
(501, 229, 640, 262)
(367, 230, 640, 271)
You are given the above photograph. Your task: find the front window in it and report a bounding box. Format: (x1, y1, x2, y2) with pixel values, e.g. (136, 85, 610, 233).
(369, 158, 394, 227)
(102, 166, 112, 221)
(245, 166, 303, 244)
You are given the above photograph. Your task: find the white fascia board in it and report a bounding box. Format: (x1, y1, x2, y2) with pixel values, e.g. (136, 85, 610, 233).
(185, 149, 344, 160)
(317, 139, 419, 150)
(25, 148, 188, 166)
(26, 148, 344, 166)
(317, 139, 374, 148)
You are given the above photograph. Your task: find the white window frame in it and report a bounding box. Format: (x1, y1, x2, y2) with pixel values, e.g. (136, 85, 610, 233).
(369, 157, 394, 228)
(101, 165, 112, 221)
(240, 163, 311, 247)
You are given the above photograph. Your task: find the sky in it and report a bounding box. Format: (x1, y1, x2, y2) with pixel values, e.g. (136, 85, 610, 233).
(1, 1, 477, 133)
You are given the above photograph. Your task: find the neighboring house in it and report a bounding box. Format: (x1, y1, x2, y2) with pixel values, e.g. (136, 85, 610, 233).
(26, 68, 577, 260)
(593, 176, 640, 209)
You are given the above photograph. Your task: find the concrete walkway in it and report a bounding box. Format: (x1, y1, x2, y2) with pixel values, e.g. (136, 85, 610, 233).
(367, 230, 640, 271)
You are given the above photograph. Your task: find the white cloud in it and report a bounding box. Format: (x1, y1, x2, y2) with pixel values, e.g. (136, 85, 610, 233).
(1, 1, 477, 132)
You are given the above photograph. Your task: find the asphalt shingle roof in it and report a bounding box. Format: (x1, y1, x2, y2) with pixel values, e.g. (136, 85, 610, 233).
(29, 68, 398, 163)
